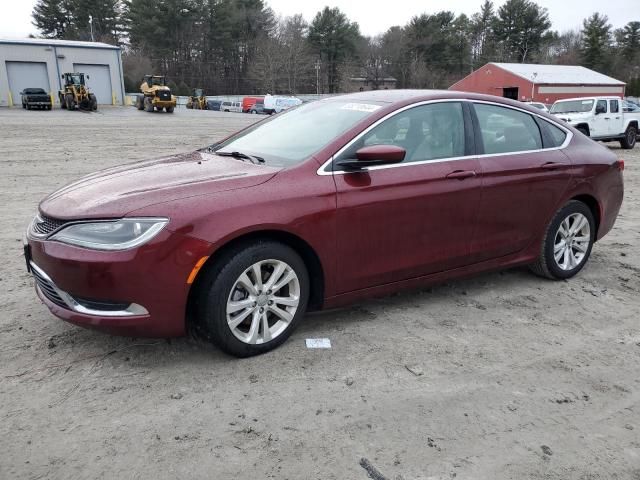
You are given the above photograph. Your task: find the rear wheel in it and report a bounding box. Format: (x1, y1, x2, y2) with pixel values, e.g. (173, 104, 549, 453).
(89, 94, 97, 111)
(193, 241, 309, 357)
(166, 106, 174, 113)
(65, 93, 74, 110)
(136, 95, 144, 110)
(59, 95, 67, 109)
(620, 125, 637, 149)
(144, 97, 153, 112)
(529, 200, 595, 280)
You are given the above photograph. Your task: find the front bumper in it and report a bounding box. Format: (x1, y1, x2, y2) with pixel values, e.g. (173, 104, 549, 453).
(27, 101, 51, 106)
(25, 228, 212, 337)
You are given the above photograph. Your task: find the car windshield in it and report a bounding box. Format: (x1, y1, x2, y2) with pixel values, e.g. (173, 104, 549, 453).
(213, 99, 385, 166)
(69, 74, 83, 84)
(551, 100, 594, 114)
(24, 88, 46, 94)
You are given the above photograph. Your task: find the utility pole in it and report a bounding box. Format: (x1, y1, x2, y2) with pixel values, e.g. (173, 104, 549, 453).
(315, 60, 321, 95)
(531, 72, 537, 101)
(89, 15, 94, 42)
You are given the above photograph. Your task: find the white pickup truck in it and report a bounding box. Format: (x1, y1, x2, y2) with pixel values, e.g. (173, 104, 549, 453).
(550, 96, 639, 149)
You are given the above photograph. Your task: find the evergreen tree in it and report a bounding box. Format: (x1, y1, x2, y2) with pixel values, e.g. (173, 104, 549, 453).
(32, 0, 73, 39)
(308, 7, 360, 93)
(580, 13, 612, 72)
(493, 0, 551, 62)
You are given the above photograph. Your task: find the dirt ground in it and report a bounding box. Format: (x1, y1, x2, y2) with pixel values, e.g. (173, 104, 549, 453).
(0, 106, 639, 480)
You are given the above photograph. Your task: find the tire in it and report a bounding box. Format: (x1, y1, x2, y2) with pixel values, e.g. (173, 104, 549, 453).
(529, 200, 595, 280)
(144, 97, 153, 112)
(136, 96, 144, 110)
(89, 94, 97, 111)
(620, 125, 637, 149)
(166, 106, 174, 113)
(193, 241, 310, 357)
(26, 104, 31, 110)
(156, 106, 164, 112)
(22, 102, 26, 109)
(60, 95, 67, 109)
(65, 93, 74, 110)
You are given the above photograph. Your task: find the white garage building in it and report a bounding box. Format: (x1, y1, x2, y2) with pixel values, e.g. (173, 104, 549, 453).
(0, 38, 125, 107)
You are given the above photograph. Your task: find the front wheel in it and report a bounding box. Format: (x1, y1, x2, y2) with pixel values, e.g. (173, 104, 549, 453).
(529, 200, 595, 280)
(193, 241, 309, 357)
(620, 125, 637, 149)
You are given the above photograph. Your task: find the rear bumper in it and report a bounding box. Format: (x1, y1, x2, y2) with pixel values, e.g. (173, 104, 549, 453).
(26, 229, 212, 338)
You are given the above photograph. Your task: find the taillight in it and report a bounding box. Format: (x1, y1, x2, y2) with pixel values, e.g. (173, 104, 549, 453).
(617, 159, 625, 171)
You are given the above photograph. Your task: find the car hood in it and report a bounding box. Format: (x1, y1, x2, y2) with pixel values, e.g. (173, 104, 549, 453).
(552, 112, 590, 122)
(39, 151, 280, 220)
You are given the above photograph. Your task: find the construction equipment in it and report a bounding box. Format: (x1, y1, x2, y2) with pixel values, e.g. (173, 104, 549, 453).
(186, 88, 208, 110)
(136, 75, 176, 113)
(58, 72, 97, 111)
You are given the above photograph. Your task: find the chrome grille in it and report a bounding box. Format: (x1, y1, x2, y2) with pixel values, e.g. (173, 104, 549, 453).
(32, 214, 67, 236)
(31, 265, 68, 309)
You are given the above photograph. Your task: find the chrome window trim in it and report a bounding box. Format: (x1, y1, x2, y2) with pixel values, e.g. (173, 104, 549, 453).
(30, 261, 148, 317)
(316, 98, 573, 176)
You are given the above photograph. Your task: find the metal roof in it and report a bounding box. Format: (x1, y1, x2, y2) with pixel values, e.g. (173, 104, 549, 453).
(491, 63, 624, 85)
(0, 37, 119, 50)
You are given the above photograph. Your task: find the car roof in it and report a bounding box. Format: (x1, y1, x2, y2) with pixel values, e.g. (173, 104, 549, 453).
(553, 96, 621, 102)
(322, 89, 549, 112)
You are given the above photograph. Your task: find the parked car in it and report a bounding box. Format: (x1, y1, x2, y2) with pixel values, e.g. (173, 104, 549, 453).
(207, 99, 222, 111)
(524, 101, 549, 112)
(263, 94, 302, 114)
(221, 100, 242, 113)
(550, 96, 639, 148)
(248, 101, 267, 114)
(242, 96, 264, 113)
(622, 100, 640, 113)
(25, 90, 624, 357)
(21, 88, 52, 110)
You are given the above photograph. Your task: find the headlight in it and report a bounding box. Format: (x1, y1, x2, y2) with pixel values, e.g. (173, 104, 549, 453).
(49, 218, 168, 250)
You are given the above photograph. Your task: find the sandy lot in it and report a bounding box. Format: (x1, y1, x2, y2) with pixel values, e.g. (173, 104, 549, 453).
(0, 106, 638, 480)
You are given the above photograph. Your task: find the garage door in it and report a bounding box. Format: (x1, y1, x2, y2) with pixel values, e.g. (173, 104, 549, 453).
(6, 61, 50, 105)
(73, 64, 112, 104)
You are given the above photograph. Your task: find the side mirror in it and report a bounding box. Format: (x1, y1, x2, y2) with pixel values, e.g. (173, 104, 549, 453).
(595, 105, 606, 114)
(336, 145, 406, 170)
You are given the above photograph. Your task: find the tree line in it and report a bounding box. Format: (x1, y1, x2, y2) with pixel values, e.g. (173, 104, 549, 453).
(32, 0, 640, 96)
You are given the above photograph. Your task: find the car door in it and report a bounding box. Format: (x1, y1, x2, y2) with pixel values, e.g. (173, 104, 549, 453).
(332, 101, 482, 293)
(608, 99, 623, 136)
(592, 99, 609, 138)
(469, 102, 573, 262)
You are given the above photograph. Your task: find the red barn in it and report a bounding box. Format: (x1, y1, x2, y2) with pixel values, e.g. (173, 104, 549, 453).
(450, 63, 625, 104)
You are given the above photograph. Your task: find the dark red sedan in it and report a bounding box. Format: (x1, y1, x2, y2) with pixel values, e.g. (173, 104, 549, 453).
(25, 90, 624, 356)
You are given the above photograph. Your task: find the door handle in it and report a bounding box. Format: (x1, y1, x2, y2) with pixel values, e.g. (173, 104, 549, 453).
(604, 117, 610, 120)
(541, 162, 563, 170)
(446, 170, 476, 180)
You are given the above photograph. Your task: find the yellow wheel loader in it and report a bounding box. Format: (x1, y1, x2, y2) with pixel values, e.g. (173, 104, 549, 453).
(58, 73, 97, 111)
(135, 75, 177, 113)
(186, 88, 208, 110)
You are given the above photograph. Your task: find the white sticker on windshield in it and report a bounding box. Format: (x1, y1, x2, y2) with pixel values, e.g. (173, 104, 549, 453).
(582, 100, 592, 104)
(340, 103, 381, 113)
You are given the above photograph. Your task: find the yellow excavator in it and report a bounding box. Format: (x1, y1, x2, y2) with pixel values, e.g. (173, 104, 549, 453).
(135, 75, 176, 113)
(186, 88, 208, 110)
(59, 72, 97, 111)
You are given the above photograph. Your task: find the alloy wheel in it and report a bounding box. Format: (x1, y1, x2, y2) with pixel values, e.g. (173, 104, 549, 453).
(226, 259, 300, 344)
(553, 213, 591, 271)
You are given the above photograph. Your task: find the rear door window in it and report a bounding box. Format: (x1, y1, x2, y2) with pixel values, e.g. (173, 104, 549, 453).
(474, 104, 542, 154)
(610, 100, 619, 113)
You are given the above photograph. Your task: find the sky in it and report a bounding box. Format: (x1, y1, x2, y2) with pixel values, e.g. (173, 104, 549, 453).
(0, 0, 635, 38)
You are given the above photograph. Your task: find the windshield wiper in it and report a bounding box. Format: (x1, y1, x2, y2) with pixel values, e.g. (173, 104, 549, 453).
(215, 150, 265, 164)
